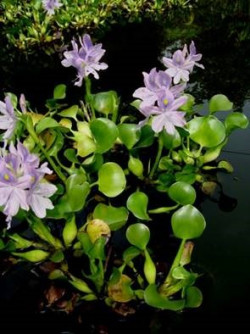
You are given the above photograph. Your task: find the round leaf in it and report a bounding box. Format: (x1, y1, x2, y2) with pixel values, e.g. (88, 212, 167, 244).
(98, 162, 126, 197)
(209, 94, 233, 113)
(118, 123, 141, 149)
(128, 155, 144, 178)
(224, 112, 249, 134)
(126, 192, 150, 220)
(93, 91, 119, 115)
(90, 118, 118, 153)
(53, 84, 66, 100)
(108, 274, 134, 303)
(171, 205, 206, 239)
(93, 203, 129, 231)
(185, 286, 203, 308)
(126, 223, 150, 250)
(161, 128, 181, 149)
(144, 284, 185, 310)
(168, 181, 196, 205)
(188, 116, 226, 148)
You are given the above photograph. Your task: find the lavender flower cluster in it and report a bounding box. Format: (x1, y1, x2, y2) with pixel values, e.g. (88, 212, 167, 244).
(0, 142, 57, 225)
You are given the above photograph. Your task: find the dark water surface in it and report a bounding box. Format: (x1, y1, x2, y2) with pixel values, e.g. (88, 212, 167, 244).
(1, 3, 250, 333)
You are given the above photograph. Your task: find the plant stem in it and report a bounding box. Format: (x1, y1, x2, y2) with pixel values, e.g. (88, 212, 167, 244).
(85, 77, 95, 119)
(148, 204, 179, 214)
(26, 117, 67, 184)
(149, 136, 164, 179)
(160, 239, 186, 293)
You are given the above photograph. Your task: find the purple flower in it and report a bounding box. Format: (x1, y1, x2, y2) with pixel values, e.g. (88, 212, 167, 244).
(0, 96, 17, 140)
(61, 34, 108, 86)
(27, 181, 57, 218)
(42, 0, 62, 15)
(19, 94, 27, 113)
(0, 142, 56, 225)
(162, 41, 204, 84)
(133, 68, 185, 108)
(143, 90, 187, 135)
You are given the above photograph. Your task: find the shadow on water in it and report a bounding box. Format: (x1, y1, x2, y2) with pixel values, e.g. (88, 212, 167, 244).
(1, 1, 250, 333)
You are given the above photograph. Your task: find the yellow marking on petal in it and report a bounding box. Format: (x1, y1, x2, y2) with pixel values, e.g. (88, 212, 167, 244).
(163, 99, 169, 105)
(31, 176, 36, 183)
(4, 174, 10, 181)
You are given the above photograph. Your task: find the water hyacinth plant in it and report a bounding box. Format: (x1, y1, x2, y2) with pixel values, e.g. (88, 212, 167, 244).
(0, 35, 249, 316)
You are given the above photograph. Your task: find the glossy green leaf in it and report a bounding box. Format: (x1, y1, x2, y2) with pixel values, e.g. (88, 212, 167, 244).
(9, 234, 33, 249)
(30, 218, 62, 249)
(36, 117, 60, 134)
(172, 266, 191, 280)
(185, 286, 203, 308)
(209, 94, 233, 113)
(126, 223, 150, 250)
(90, 118, 118, 153)
(93, 91, 119, 115)
(98, 162, 126, 197)
(144, 284, 185, 310)
(93, 203, 129, 231)
(128, 155, 144, 178)
(66, 174, 90, 212)
(198, 140, 227, 164)
(53, 84, 66, 99)
(12, 250, 50, 263)
(78, 232, 93, 255)
(127, 192, 150, 220)
(118, 123, 141, 149)
(122, 246, 142, 264)
(82, 154, 104, 173)
(224, 112, 249, 134)
(144, 249, 156, 284)
(73, 122, 96, 157)
(63, 215, 77, 247)
(171, 205, 206, 239)
(188, 115, 226, 148)
(160, 128, 181, 149)
(69, 275, 93, 294)
(218, 160, 234, 173)
(179, 94, 195, 113)
(64, 148, 78, 163)
(58, 105, 78, 119)
(50, 250, 64, 263)
(134, 125, 155, 148)
(168, 181, 196, 205)
(88, 236, 106, 260)
(47, 130, 64, 157)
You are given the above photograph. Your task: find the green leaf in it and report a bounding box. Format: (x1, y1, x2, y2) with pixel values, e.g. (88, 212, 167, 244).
(126, 223, 150, 250)
(30, 218, 62, 249)
(171, 205, 206, 239)
(69, 275, 93, 294)
(66, 174, 90, 212)
(64, 148, 79, 163)
(118, 123, 141, 149)
(88, 236, 106, 260)
(209, 94, 233, 113)
(144, 284, 185, 310)
(93, 203, 129, 231)
(224, 112, 249, 134)
(185, 286, 203, 308)
(36, 117, 60, 134)
(127, 192, 150, 220)
(50, 250, 64, 263)
(134, 125, 155, 148)
(128, 155, 144, 178)
(98, 162, 126, 197)
(9, 234, 33, 249)
(122, 246, 142, 264)
(160, 129, 181, 149)
(144, 249, 156, 284)
(90, 118, 118, 153)
(93, 91, 119, 115)
(53, 84, 66, 99)
(73, 122, 96, 158)
(188, 115, 226, 148)
(63, 215, 78, 247)
(179, 94, 195, 113)
(168, 181, 196, 205)
(82, 154, 104, 173)
(218, 160, 234, 173)
(12, 250, 50, 263)
(58, 105, 78, 119)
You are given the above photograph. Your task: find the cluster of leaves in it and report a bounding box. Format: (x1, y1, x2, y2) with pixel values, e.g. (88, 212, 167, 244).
(0, 0, 188, 56)
(0, 80, 248, 314)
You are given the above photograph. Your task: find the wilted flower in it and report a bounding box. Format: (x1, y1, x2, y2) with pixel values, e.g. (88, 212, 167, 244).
(133, 68, 185, 108)
(162, 41, 204, 84)
(0, 96, 17, 140)
(143, 90, 187, 134)
(42, 0, 62, 15)
(0, 142, 56, 225)
(61, 34, 108, 86)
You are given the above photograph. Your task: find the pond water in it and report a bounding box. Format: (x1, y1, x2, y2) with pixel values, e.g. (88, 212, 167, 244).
(0, 2, 250, 333)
